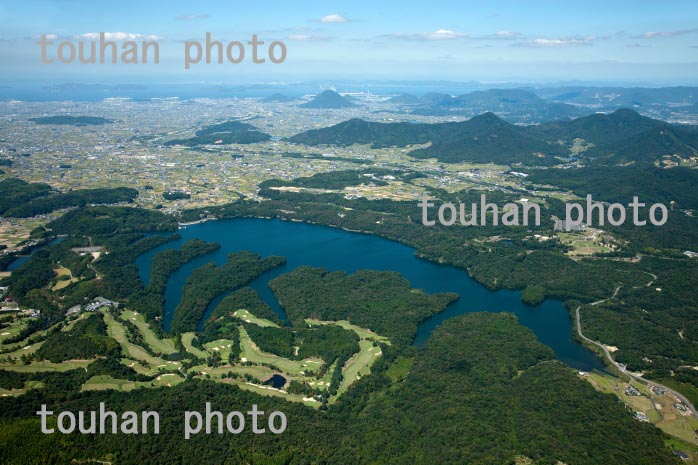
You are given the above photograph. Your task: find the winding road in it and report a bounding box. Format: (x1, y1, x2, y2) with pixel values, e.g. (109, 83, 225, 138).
(575, 285, 698, 419)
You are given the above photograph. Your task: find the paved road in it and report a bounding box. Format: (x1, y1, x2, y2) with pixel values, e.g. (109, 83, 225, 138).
(575, 286, 698, 419)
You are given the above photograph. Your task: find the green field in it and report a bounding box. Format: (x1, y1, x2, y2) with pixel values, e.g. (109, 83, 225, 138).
(181, 332, 210, 359)
(0, 380, 43, 397)
(585, 371, 698, 446)
(236, 381, 316, 405)
(191, 364, 272, 379)
(234, 309, 280, 328)
(337, 340, 382, 397)
(239, 326, 321, 375)
(203, 339, 233, 361)
(0, 317, 27, 344)
(0, 359, 93, 372)
(103, 311, 181, 374)
(82, 374, 185, 392)
(120, 309, 177, 355)
(305, 318, 391, 345)
(0, 312, 85, 352)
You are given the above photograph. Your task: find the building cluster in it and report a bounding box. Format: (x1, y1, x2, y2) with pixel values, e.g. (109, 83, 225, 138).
(65, 296, 118, 316)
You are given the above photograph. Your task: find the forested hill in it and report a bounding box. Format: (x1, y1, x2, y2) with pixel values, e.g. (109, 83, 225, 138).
(532, 108, 664, 144)
(0, 178, 138, 218)
(287, 112, 566, 165)
(299, 90, 356, 109)
(408, 112, 566, 164)
(29, 116, 114, 126)
(287, 109, 698, 166)
(165, 120, 271, 146)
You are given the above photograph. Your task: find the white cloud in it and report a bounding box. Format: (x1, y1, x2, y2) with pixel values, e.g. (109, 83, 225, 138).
(475, 31, 522, 40)
(31, 33, 60, 40)
(388, 29, 467, 41)
(288, 34, 334, 42)
(320, 14, 349, 23)
(635, 28, 698, 39)
(513, 36, 595, 47)
(422, 29, 465, 40)
(175, 14, 209, 21)
(79, 32, 162, 41)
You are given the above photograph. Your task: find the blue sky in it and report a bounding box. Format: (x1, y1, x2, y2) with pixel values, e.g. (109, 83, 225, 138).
(1, 0, 697, 83)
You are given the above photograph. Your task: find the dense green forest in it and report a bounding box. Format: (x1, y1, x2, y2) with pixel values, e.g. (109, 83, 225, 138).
(170, 251, 285, 333)
(408, 113, 566, 165)
(165, 120, 271, 146)
(35, 313, 120, 363)
(0, 313, 679, 464)
(527, 165, 698, 210)
(133, 239, 221, 322)
(147, 239, 221, 295)
(204, 287, 283, 336)
(270, 266, 458, 346)
(244, 323, 360, 366)
(0, 178, 138, 217)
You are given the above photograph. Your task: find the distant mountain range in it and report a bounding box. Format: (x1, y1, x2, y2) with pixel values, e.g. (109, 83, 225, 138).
(287, 109, 698, 166)
(535, 86, 698, 108)
(299, 90, 357, 109)
(385, 88, 585, 122)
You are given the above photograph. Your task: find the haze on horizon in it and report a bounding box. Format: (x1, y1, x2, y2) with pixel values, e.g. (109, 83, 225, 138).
(0, 0, 697, 85)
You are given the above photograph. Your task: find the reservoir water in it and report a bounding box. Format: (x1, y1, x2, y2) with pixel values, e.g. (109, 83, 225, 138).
(264, 374, 288, 389)
(135, 218, 605, 372)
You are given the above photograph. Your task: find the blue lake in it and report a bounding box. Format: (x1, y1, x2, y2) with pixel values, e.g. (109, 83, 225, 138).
(135, 218, 606, 372)
(7, 237, 65, 271)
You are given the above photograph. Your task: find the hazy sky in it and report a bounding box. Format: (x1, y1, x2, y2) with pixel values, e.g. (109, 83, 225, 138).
(1, 0, 697, 84)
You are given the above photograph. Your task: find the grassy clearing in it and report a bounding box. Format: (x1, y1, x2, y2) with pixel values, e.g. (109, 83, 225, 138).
(0, 313, 85, 352)
(234, 309, 279, 328)
(239, 326, 321, 375)
(0, 340, 45, 360)
(337, 340, 382, 397)
(181, 332, 210, 359)
(385, 356, 413, 383)
(305, 318, 391, 345)
(236, 381, 315, 405)
(584, 371, 698, 445)
(304, 317, 389, 399)
(51, 266, 79, 291)
(0, 359, 93, 372)
(0, 318, 27, 344)
(103, 311, 180, 374)
(192, 364, 274, 380)
(656, 378, 698, 410)
(121, 309, 177, 355)
(558, 230, 613, 257)
(81, 373, 184, 392)
(665, 438, 698, 464)
(203, 339, 232, 360)
(0, 380, 43, 397)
